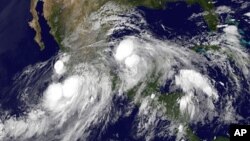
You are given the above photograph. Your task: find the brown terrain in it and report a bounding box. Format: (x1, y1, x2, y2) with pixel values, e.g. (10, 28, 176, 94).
(29, 0, 44, 50)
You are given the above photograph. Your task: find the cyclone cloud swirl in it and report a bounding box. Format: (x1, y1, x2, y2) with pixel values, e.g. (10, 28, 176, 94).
(0, 1, 250, 141)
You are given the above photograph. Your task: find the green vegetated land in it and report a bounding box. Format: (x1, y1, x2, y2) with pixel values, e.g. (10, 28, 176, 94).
(159, 93, 201, 141)
(117, 0, 176, 9)
(48, 3, 65, 49)
(117, 0, 219, 31)
(186, 127, 200, 141)
(187, 0, 218, 31)
(191, 45, 220, 53)
(126, 70, 161, 99)
(159, 93, 182, 119)
(47, 0, 219, 49)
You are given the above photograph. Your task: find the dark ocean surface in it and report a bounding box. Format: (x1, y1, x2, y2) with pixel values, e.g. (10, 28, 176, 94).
(0, 0, 58, 115)
(0, 0, 249, 140)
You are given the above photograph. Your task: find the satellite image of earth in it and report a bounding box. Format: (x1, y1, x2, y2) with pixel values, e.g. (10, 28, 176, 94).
(0, 0, 250, 141)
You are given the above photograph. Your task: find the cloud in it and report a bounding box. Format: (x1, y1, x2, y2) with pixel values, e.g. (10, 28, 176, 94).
(0, 62, 113, 140)
(175, 69, 218, 99)
(175, 69, 218, 119)
(114, 39, 134, 61)
(244, 12, 250, 17)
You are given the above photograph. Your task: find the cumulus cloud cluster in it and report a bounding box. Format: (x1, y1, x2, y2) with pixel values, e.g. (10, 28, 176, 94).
(0, 57, 113, 141)
(175, 69, 218, 119)
(1, 2, 250, 140)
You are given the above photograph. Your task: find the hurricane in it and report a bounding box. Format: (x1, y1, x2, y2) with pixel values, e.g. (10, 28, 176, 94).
(0, 0, 250, 141)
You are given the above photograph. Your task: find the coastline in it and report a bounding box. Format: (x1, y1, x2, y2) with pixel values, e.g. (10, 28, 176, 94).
(29, 0, 44, 50)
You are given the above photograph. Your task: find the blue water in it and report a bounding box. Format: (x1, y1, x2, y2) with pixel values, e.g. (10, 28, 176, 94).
(101, 98, 140, 141)
(100, 96, 175, 141)
(137, 2, 204, 40)
(107, 2, 211, 140)
(0, 0, 249, 140)
(0, 0, 59, 115)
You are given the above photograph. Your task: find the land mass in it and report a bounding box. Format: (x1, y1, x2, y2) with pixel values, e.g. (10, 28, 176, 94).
(29, 0, 219, 49)
(29, 0, 44, 50)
